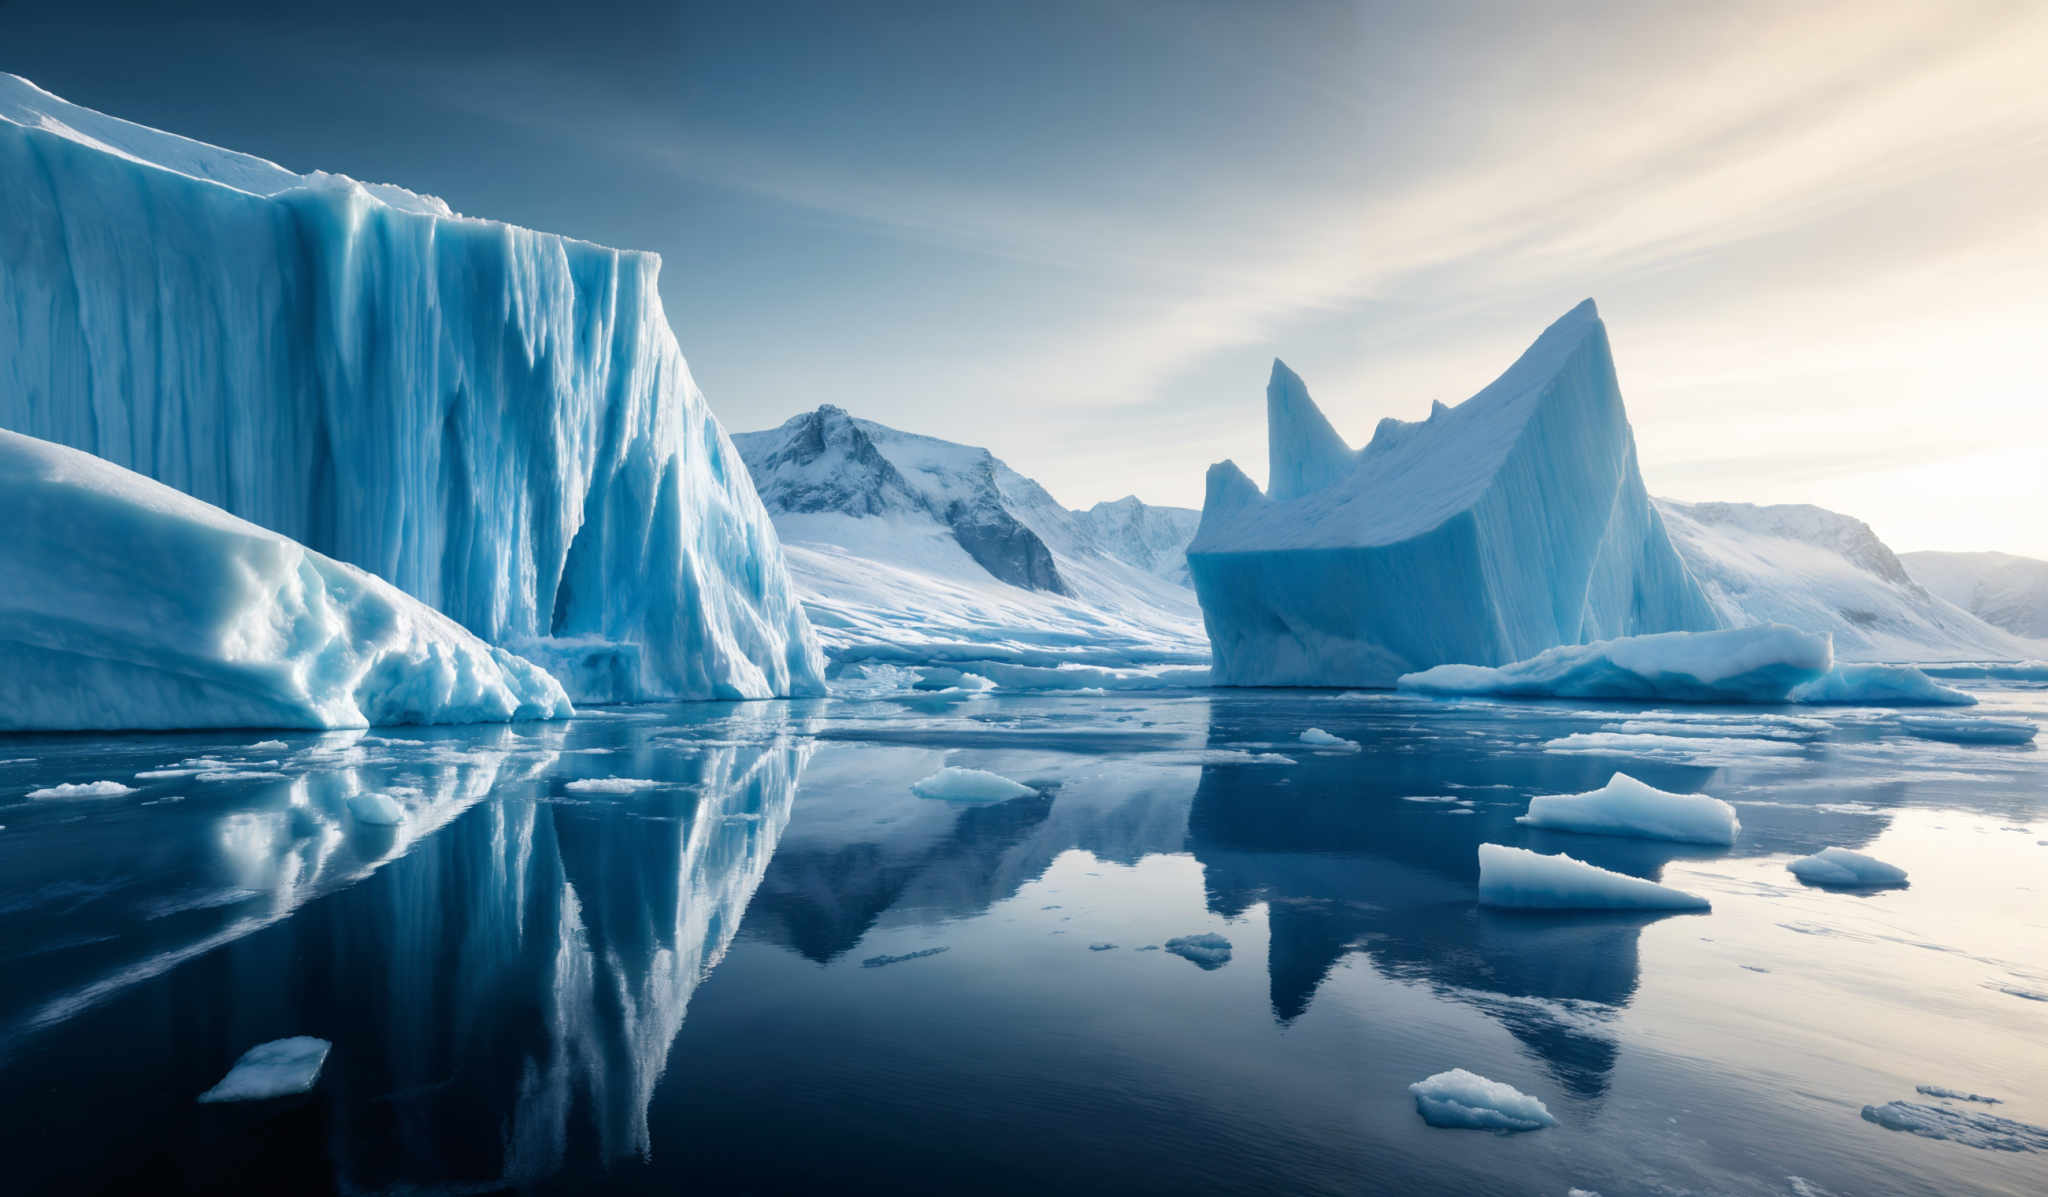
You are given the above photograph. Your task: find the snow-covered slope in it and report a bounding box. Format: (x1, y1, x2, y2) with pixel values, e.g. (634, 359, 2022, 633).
(0, 429, 570, 730)
(0, 73, 823, 703)
(1901, 551, 2048, 641)
(1659, 500, 2039, 661)
(1071, 496, 1202, 585)
(1189, 301, 1719, 687)
(734, 406, 1208, 680)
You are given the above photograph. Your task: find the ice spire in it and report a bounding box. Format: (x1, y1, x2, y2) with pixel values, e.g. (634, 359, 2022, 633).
(1265, 359, 1356, 501)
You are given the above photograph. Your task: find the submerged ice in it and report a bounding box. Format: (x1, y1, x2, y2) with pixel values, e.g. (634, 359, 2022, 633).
(1188, 302, 1719, 688)
(1400, 625, 1830, 703)
(196, 1037, 331, 1103)
(0, 74, 823, 705)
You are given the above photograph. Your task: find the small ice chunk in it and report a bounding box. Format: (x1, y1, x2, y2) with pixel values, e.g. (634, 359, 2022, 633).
(1408, 1068, 1557, 1132)
(1917, 1084, 2000, 1104)
(1791, 665, 1975, 707)
(1477, 843, 1710, 911)
(1896, 715, 2036, 746)
(347, 792, 405, 826)
(1787, 847, 1907, 888)
(1299, 728, 1361, 752)
(1517, 773, 1739, 846)
(562, 777, 668, 794)
(1088, 943, 1118, 951)
(1164, 932, 1232, 969)
(196, 1037, 331, 1103)
(861, 947, 947, 968)
(910, 767, 1037, 802)
(246, 740, 288, 752)
(1860, 1101, 2048, 1152)
(26, 780, 135, 800)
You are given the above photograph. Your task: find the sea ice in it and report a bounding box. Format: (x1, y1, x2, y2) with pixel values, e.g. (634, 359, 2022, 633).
(1399, 626, 1830, 703)
(0, 429, 572, 731)
(1785, 847, 1907, 888)
(861, 947, 949, 968)
(1860, 1101, 2048, 1152)
(1517, 773, 1739, 846)
(1407, 1068, 1557, 1132)
(26, 780, 136, 800)
(1477, 844, 1710, 911)
(1917, 1085, 2000, 1104)
(910, 767, 1038, 802)
(1299, 728, 1361, 751)
(1163, 933, 1233, 969)
(196, 1037, 331, 1103)
(1188, 302, 1720, 687)
(562, 778, 670, 794)
(1788, 665, 1975, 707)
(1896, 716, 2037, 746)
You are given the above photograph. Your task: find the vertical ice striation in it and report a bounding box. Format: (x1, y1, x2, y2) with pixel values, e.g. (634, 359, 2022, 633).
(1189, 301, 1720, 687)
(0, 74, 824, 702)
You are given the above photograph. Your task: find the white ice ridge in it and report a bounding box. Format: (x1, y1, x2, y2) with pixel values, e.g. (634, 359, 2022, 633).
(1517, 773, 1739, 846)
(0, 74, 824, 703)
(910, 767, 1038, 802)
(1476, 843, 1710, 911)
(1787, 847, 1907, 888)
(0, 429, 571, 731)
(1399, 625, 1831, 703)
(1189, 301, 1721, 688)
(1408, 1069, 1557, 1132)
(196, 1037, 331, 1103)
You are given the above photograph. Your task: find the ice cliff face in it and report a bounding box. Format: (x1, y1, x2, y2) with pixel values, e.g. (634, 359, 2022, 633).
(1658, 499, 2036, 661)
(0, 429, 570, 730)
(735, 406, 1208, 681)
(1901, 550, 2048, 641)
(1189, 301, 1720, 687)
(0, 74, 824, 703)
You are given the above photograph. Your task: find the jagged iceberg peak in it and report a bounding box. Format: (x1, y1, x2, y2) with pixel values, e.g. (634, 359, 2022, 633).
(1189, 300, 1719, 687)
(0, 75, 825, 703)
(1265, 359, 1357, 501)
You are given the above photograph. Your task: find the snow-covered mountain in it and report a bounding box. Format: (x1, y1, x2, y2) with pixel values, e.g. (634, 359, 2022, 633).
(1657, 500, 2040, 661)
(1189, 301, 1718, 687)
(734, 406, 1207, 684)
(1900, 551, 2048, 641)
(0, 73, 823, 706)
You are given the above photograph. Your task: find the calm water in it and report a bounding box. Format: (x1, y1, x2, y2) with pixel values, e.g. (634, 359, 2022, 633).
(1, 684, 2043, 1195)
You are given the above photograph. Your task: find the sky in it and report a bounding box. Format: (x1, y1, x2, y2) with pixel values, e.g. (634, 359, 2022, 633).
(7, 0, 2045, 555)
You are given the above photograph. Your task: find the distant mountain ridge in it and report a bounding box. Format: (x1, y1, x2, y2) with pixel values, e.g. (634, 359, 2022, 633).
(1902, 550, 2048, 640)
(1656, 498, 2040, 661)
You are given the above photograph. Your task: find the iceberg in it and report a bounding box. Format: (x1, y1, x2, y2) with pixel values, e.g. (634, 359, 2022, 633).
(1476, 843, 1709, 911)
(1517, 773, 1739, 846)
(909, 767, 1038, 802)
(0, 430, 571, 731)
(196, 1037, 331, 1103)
(1408, 1069, 1557, 1132)
(1787, 847, 1907, 888)
(1896, 715, 2037, 746)
(1788, 664, 1975, 706)
(1187, 302, 1720, 688)
(1399, 625, 1831, 703)
(0, 74, 823, 703)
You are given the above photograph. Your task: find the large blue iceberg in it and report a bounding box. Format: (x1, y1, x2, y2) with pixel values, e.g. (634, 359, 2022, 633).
(0, 429, 570, 730)
(0, 74, 824, 703)
(1188, 301, 1720, 687)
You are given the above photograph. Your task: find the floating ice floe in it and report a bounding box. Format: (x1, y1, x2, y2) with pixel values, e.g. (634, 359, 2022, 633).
(910, 767, 1038, 802)
(1896, 715, 2037, 746)
(1789, 664, 1974, 707)
(1408, 1068, 1557, 1132)
(1860, 1101, 2048, 1152)
(1163, 933, 1233, 969)
(197, 1037, 331, 1103)
(562, 777, 670, 794)
(1477, 843, 1710, 911)
(861, 947, 948, 968)
(1517, 773, 1739, 846)
(1299, 728, 1361, 752)
(1917, 1085, 2000, 1104)
(26, 780, 136, 800)
(1786, 847, 1908, 888)
(1399, 625, 1831, 704)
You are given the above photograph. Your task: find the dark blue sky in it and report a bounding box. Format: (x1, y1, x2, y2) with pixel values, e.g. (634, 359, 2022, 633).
(7, 1, 2044, 552)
